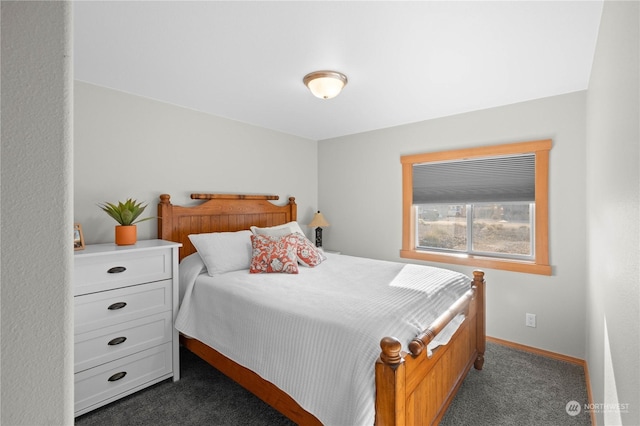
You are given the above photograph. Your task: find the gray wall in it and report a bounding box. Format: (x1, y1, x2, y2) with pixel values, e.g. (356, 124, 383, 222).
(318, 92, 588, 359)
(74, 81, 319, 244)
(586, 1, 639, 425)
(1, 2, 74, 424)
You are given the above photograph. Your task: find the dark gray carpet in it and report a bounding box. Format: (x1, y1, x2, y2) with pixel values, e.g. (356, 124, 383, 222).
(440, 342, 591, 426)
(75, 347, 294, 426)
(75, 342, 590, 426)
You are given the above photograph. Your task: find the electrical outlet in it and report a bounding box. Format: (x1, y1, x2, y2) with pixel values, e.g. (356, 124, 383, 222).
(526, 313, 536, 328)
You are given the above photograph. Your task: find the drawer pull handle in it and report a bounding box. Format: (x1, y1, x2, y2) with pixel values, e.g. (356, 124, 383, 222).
(107, 336, 127, 346)
(107, 266, 127, 274)
(107, 302, 127, 310)
(107, 371, 127, 382)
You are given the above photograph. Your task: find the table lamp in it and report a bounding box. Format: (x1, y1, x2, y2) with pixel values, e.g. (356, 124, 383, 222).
(308, 211, 330, 247)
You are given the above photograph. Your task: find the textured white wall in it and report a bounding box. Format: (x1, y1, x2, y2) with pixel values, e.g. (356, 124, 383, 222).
(318, 92, 588, 358)
(74, 81, 318, 245)
(586, 1, 640, 425)
(1, 2, 74, 424)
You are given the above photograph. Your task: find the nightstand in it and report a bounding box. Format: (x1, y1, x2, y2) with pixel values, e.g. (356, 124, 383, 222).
(73, 239, 181, 416)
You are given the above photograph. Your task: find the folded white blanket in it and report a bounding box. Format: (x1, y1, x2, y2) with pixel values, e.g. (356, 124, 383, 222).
(176, 253, 470, 426)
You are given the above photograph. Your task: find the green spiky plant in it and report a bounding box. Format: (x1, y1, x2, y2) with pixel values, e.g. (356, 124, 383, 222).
(98, 199, 154, 226)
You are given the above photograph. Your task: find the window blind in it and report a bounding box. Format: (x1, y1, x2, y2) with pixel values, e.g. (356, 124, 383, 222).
(412, 154, 535, 204)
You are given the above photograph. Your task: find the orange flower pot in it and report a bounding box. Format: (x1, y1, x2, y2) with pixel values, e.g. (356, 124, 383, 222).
(115, 225, 137, 246)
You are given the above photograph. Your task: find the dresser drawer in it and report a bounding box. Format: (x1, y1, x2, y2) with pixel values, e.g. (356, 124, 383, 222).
(74, 343, 172, 415)
(75, 280, 172, 334)
(74, 248, 172, 295)
(75, 311, 173, 373)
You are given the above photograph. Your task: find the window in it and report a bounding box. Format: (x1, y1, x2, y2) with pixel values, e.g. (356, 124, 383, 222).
(401, 140, 552, 275)
(416, 202, 533, 259)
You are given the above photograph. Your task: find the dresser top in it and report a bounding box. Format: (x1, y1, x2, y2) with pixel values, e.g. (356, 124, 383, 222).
(75, 239, 182, 257)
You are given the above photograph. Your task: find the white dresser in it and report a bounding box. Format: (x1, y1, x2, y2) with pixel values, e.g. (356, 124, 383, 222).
(74, 239, 181, 416)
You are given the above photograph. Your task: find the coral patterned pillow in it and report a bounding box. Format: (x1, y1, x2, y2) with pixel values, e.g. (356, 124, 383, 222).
(250, 233, 299, 274)
(291, 233, 326, 267)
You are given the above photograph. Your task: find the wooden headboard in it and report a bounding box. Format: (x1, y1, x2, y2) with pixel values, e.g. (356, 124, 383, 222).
(157, 193, 297, 261)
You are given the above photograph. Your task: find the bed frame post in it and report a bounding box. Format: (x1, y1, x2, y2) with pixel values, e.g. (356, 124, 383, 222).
(288, 196, 297, 223)
(158, 194, 173, 242)
(473, 270, 486, 370)
(375, 337, 406, 426)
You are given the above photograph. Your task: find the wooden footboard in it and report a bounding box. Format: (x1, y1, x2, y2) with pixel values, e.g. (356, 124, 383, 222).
(375, 270, 485, 426)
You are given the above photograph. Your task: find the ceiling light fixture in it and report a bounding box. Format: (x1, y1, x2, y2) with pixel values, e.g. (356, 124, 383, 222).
(303, 70, 348, 100)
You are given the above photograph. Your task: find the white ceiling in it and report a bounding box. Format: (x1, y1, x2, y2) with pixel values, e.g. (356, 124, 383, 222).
(74, 1, 603, 141)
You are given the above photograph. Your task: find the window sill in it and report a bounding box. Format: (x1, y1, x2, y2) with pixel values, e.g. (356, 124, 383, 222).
(400, 249, 552, 276)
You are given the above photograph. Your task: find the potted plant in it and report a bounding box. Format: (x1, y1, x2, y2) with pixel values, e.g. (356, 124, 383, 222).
(98, 198, 154, 245)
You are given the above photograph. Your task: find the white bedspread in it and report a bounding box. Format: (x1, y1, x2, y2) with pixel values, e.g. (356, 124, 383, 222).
(175, 253, 470, 426)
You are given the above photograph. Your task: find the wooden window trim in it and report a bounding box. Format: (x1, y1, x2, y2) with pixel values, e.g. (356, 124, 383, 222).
(401, 139, 552, 275)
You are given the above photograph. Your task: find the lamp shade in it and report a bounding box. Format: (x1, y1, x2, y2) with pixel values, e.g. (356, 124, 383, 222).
(303, 71, 348, 99)
(308, 211, 330, 228)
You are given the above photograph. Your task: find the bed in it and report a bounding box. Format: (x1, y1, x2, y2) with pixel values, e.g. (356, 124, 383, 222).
(157, 193, 486, 426)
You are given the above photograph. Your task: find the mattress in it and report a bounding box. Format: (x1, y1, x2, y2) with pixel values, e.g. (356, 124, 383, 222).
(175, 252, 470, 425)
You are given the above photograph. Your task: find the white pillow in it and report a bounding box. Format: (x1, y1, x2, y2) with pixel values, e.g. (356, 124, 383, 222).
(188, 230, 252, 276)
(250, 221, 305, 238)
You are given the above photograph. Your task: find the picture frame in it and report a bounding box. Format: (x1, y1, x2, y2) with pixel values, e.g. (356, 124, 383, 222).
(74, 223, 85, 251)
